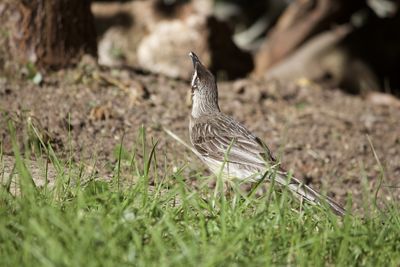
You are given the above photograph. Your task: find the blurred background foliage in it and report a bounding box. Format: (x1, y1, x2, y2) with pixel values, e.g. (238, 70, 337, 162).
(1, 0, 400, 95)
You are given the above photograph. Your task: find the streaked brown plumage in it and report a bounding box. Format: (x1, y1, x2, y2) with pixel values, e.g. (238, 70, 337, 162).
(188, 51, 345, 216)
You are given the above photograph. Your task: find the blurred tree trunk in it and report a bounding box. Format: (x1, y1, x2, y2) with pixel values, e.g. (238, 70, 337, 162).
(13, 0, 97, 69)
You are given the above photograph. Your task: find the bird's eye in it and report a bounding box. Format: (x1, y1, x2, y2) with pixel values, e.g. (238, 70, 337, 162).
(191, 77, 199, 92)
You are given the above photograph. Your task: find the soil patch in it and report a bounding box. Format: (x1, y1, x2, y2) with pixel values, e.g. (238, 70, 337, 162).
(1, 65, 399, 210)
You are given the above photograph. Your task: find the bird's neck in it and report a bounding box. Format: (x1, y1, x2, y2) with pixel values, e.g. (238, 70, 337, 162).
(191, 89, 220, 118)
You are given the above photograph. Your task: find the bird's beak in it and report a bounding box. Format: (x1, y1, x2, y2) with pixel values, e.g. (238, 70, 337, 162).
(188, 51, 201, 70)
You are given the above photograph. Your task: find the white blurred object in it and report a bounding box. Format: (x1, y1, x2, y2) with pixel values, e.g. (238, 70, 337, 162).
(137, 15, 209, 79)
(367, 0, 399, 18)
(98, 28, 128, 66)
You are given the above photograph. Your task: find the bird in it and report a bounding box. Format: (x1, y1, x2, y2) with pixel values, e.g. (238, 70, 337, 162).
(187, 51, 346, 216)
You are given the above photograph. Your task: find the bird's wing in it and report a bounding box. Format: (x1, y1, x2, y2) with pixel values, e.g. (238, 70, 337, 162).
(190, 115, 276, 168)
(190, 115, 346, 216)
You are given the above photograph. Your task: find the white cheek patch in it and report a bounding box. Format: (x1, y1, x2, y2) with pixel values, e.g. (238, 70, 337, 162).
(191, 69, 197, 87)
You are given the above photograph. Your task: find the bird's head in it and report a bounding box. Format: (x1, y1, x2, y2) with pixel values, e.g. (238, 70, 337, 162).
(188, 52, 220, 117)
(189, 52, 216, 95)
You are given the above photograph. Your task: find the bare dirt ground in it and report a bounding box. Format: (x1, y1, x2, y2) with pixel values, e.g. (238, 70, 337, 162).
(1, 61, 400, 210)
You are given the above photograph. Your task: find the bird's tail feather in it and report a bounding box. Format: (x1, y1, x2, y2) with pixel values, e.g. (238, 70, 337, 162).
(274, 174, 346, 216)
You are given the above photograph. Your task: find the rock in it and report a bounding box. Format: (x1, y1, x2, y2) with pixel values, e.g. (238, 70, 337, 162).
(365, 92, 400, 108)
(93, 0, 253, 80)
(97, 27, 129, 66)
(137, 15, 208, 79)
(137, 14, 253, 80)
(93, 0, 161, 67)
